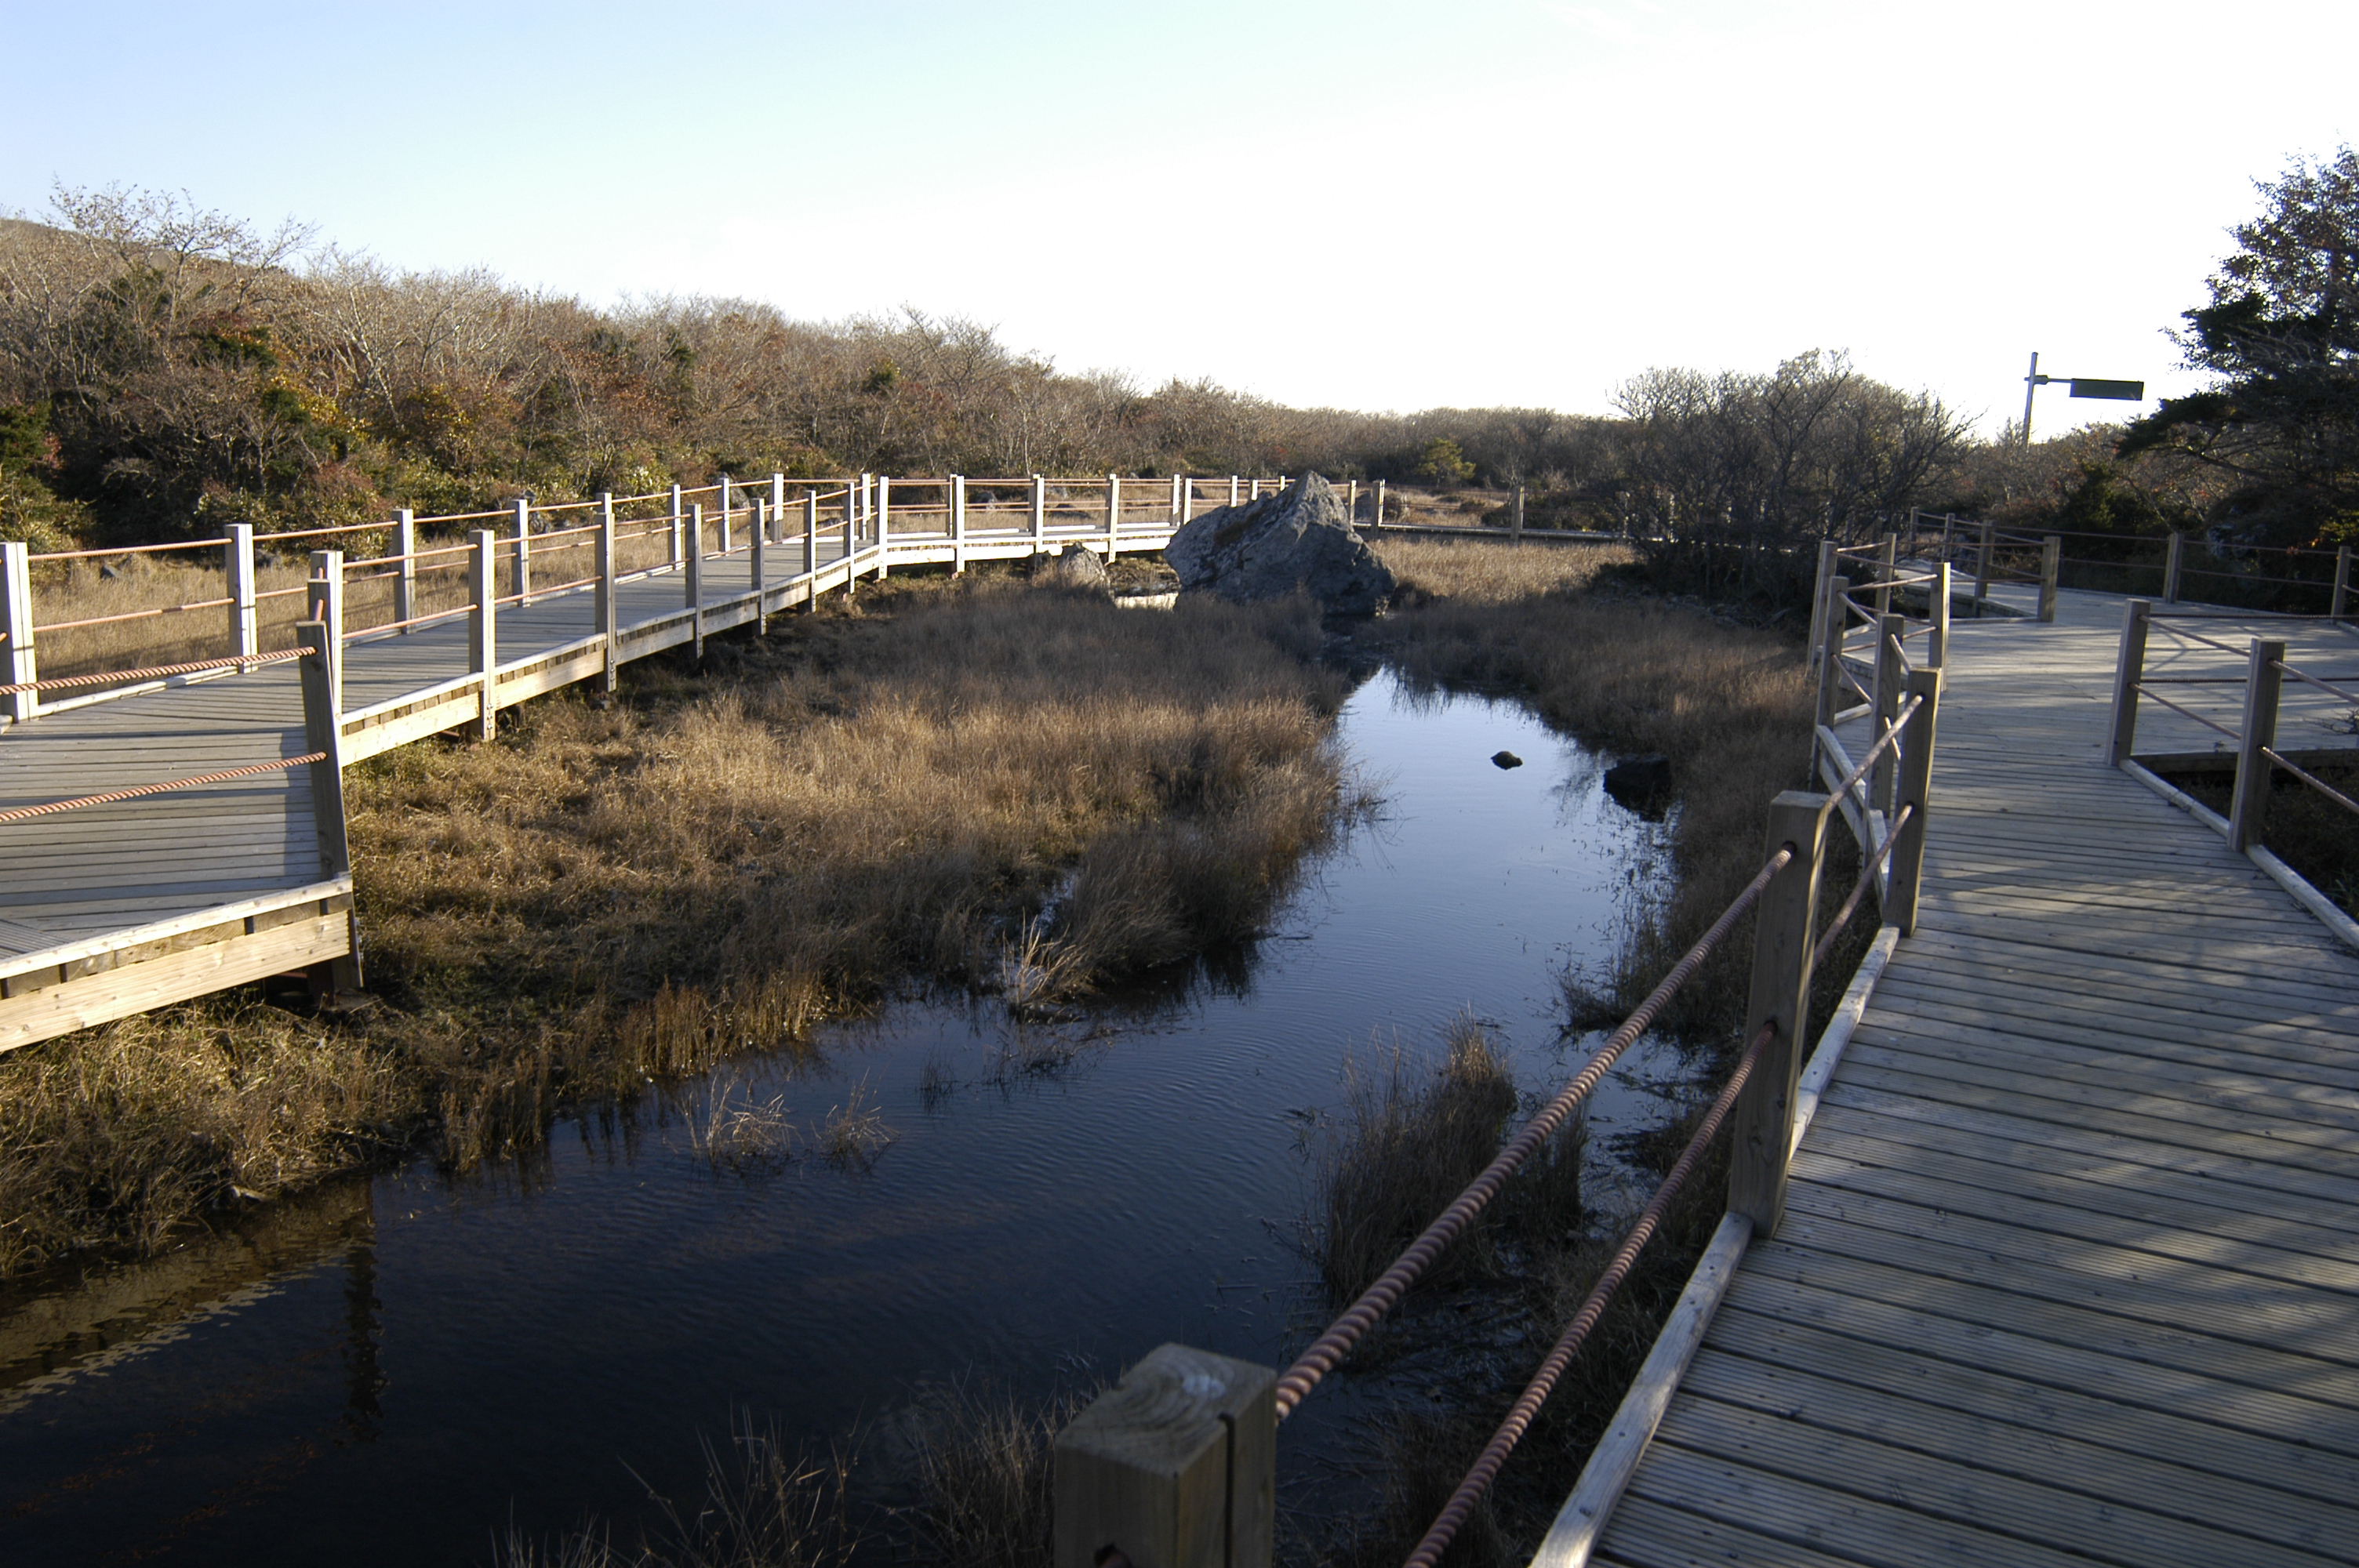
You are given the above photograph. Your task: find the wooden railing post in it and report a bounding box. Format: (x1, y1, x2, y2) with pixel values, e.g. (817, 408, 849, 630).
(296, 619, 361, 993)
(688, 503, 706, 657)
(1372, 478, 1386, 530)
(511, 496, 532, 604)
(1106, 472, 1121, 557)
(1053, 1343, 1276, 1568)
(227, 522, 259, 670)
(2038, 536, 2062, 622)
(597, 494, 617, 695)
(1169, 472, 1183, 528)
(2, 539, 37, 722)
(1928, 562, 1952, 670)
(1815, 575, 1849, 730)
(950, 474, 968, 573)
(1974, 522, 1993, 614)
(307, 550, 345, 716)
(2163, 531, 2184, 604)
(718, 474, 733, 556)
(2227, 637, 2286, 853)
(1885, 667, 1943, 933)
(1939, 512, 1954, 565)
(1726, 792, 1828, 1236)
(1229, 474, 1241, 509)
(842, 495, 856, 602)
(669, 484, 685, 567)
(1873, 532, 1896, 618)
(1805, 539, 1837, 668)
(2106, 598, 2152, 765)
(1512, 481, 1526, 541)
(874, 475, 891, 578)
(1181, 475, 1197, 527)
(771, 472, 787, 545)
(1346, 477, 1358, 525)
(394, 508, 416, 634)
(2332, 544, 2350, 622)
(1871, 613, 1906, 812)
(1030, 474, 1047, 546)
(804, 490, 821, 608)
(751, 499, 768, 634)
(468, 528, 496, 741)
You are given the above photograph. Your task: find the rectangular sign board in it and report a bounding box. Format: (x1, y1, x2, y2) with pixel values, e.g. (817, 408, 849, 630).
(2069, 378, 2145, 401)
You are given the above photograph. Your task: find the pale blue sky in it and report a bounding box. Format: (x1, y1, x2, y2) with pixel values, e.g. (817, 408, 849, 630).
(10, 1, 2355, 435)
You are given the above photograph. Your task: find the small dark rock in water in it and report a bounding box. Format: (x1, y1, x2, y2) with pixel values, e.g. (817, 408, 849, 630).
(1491, 751, 1523, 769)
(1603, 753, 1673, 811)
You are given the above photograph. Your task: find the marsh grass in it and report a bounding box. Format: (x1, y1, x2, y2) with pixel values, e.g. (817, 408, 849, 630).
(0, 573, 1355, 1275)
(691, 1078, 798, 1177)
(816, 1083, 893, 1171)
(496, 1415, 860, 1568)
(902, 1377, 1091, 1568)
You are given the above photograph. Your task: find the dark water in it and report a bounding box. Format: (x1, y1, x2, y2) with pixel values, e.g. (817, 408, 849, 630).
(0, 670, 1677, 1566)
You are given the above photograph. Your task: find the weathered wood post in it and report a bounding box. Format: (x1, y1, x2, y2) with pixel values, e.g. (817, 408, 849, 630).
(1052, 1343, 1277, 1568)
(1030, 474, 1048, 549)
(669, 483, 685, 567)
(596, 494, 617, 695)
(511, 496, 533, 604)
(468, 528, 496, 741)
(688, 504, 706, 657)
(751, 499, 768, 633)
(1180, 476, 1196, 527)
(1228, 475, 1241, 509)
(1873, 532, 1896, 617)
(2038, 536, 2062, 622)
(296, 619, 362, 994)
(1106, 473, 1121, 557)
(227, 522, 259, 670)
(1939, 512, 1954, 566)
(1928, 562, 1952, 670)
(394, 509, 416, 635)
(2227, 637, 2286, 853)
(718, 474, 733, 556)
(1168, 472, 1183, 528)
(1512, 482, 1526, 541)
(1725, 792, 1828, 1236)
(1805, 540, 1837, 668)
(1974, 521, 1994, 615)
(1346, 477, 1358, 524)
(2332, 545, 2350, 622)
(1815, 575, 1849, 731)
(842, 492, 857, 602)
(1, 539, 37, 722)
(2106, 598, 2152, 766)
(771, 472, 787, 545)
(804, 489, 821, 609)
(2163, 531, 2184, 604)
(1884, 668, 1943, 933)
(1871, 613, 1906, 813)
(874, 476, 892, 579)
(307, 550, 345, 716)
(951, 474, 968, 573)
(1372, 479, 1386, 530)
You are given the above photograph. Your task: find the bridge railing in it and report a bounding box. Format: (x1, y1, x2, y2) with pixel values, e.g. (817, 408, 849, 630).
(1, 472, 1293, 725)
(2106, 598, 2359, 949)
(1048, 662, 1948, 1566)
(1805, 538, 1950, 859)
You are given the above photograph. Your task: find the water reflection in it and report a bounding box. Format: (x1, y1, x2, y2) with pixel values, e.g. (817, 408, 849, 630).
(0, 670, 1679, 1566)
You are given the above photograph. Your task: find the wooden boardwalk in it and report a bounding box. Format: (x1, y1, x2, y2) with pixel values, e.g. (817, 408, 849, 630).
(0, 509, 1168, 1047)
(1582, 589, 2359, 1566)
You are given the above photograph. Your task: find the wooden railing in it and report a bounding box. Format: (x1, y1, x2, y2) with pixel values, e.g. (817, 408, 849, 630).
(2106, 598, 2359, 950)
(0, 470, 1314, 728)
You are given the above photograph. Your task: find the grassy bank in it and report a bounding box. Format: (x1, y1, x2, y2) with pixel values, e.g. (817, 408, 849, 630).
(0, 572, 1356, 1276)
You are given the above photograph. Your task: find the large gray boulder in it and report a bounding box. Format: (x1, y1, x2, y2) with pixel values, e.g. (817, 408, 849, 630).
(1166, 474, 1394, 615)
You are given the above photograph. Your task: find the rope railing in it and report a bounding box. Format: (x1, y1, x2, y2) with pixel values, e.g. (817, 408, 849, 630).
(1270, 845, 1794, 1421)
(1, 646, 306, 695)
(0, 749, 327, 823)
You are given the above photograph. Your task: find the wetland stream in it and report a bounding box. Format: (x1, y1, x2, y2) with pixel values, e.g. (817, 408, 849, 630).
(0, 668, 1684, 1566)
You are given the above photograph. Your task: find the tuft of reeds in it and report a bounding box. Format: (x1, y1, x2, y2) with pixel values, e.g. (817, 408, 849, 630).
(495, 1414, 860, 1568)
(902, 1377, 1091, 1568)
(816, 1082, 893, 1171)
(690, 1078, 797, 1176)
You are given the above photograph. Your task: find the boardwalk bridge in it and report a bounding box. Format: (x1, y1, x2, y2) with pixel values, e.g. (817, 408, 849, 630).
(5, 495, 2359, 1566)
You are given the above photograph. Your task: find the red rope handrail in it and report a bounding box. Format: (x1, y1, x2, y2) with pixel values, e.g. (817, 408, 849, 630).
(0, 750, 327, 823)
(1270, 845, 1793, 1420)
(1, 647, 307, 695)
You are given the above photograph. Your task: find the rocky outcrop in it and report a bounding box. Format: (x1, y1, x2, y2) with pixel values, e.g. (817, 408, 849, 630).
(1044, 543, 1109, 586)
(1165, 474, 1394, 615)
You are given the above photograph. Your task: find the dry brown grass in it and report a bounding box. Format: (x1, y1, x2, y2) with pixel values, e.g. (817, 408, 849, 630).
(902, 1377, 1092, 1568)
(1364, 536, 1823, 1043)
(0, 572, 1355, 1276)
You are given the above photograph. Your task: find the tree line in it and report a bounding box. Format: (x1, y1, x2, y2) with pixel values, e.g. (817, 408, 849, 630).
(4, 165, 2351, 604)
